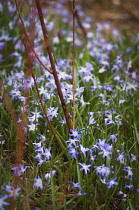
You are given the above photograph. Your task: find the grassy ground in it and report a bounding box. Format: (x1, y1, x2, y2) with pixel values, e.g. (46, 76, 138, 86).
(0, 1, 139, 209)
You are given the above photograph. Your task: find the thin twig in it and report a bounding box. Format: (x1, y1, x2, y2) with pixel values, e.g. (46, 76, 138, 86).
(34, 0, 73, 131)
(68, 0, 87, 41)
(72, 0, 76, 129)
(14, 0, 53, 74)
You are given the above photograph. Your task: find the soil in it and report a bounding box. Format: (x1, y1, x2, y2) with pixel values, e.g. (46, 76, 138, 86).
(82, 1, 139, 33)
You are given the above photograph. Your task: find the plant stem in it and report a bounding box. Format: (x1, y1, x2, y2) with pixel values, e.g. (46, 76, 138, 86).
(35, 0, 73, 131)
(68, 0, 87, 41)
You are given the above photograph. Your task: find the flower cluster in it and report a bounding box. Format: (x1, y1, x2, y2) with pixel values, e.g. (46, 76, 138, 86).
(33, 140, 52, 166)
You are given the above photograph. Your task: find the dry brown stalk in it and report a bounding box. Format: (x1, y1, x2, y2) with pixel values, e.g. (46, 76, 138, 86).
(0, 80, 26, 210)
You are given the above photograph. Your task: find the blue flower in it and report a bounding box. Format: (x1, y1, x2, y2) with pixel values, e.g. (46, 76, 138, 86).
(80, 95, 90, 107)
(97, 139, 106, 150)
(98, 66, 107, 73)
(29, 110, 43, 123)
(108, 133, 118, 143)
(79, 163, 92, 174)
(38, 86, 51, 100)
(0, 195, 9, 210)
(89, 150, 96, 161)
(47, 107, 59, 120)
(104, 110, 115, 126)
(117, 152, 126, 164)
(45, 170, 56, 184)
(33, 176, 43, 190)
(69, 128, 82, 139)
(75, 86, 84, 97)
(68, 181, 82, 190)
(42, 147, 52, 160)
(4, 185, 21, 200)
(67, 146, 79, 159)
(105, 118, 115, 127)
(103, 84, 113, 92)
(123, 166, 133, 181)
(28, 123, 38, 131)
(66, 138, 80, 147)
(89, 115, 96, 125)
(83, 74, 94, 83)
(98, 149, 112, 159)
(124, 184, 134, 190)
(33, 141, 43, 149)
(11, 164, 30, 177)
(77, 191, 87, 196)
(106, 177, 118, 188)
(130, 154, 136, 162)
(95, 164, 111, 178)
(79, 144, 90, 158)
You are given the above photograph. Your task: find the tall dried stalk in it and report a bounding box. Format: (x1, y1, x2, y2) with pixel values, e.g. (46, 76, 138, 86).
(14, 0, 73, 132)
(0, 80, 26, 210)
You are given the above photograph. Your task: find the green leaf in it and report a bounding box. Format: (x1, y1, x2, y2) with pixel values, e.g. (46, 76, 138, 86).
(96, 204, 106, 210)
(134, 122, 139, 144)
(82, 47, 90, 62)
(128, 199, 135, 210)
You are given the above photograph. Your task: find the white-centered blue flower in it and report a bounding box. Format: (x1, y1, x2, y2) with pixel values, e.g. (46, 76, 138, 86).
(0, 195, 9, 210)
(106, 177, 118, 189)
(33, 176, 43, 190)
(79, 163, 92, 174)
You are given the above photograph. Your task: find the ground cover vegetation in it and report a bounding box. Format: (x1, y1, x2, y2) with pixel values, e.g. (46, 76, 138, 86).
(0, 0, 139, 209)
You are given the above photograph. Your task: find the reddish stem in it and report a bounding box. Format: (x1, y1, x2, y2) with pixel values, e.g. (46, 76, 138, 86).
(34, 0, 73, 131)
(68, 0, 87, 40)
